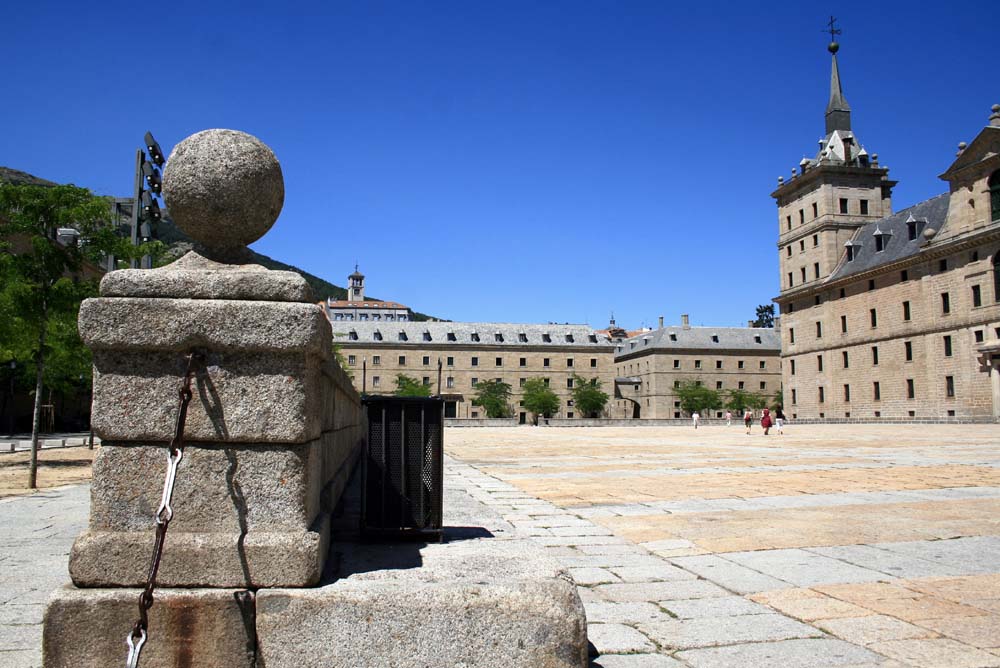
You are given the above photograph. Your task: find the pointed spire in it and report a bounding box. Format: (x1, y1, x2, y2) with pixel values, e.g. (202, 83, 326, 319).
(825, 43, 851, 134)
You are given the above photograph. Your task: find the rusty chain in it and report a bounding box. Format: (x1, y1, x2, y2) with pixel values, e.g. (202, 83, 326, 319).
(125, 352, 200, 668)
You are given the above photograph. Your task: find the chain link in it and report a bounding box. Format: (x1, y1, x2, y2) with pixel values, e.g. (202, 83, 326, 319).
(124, 352, 200, 668)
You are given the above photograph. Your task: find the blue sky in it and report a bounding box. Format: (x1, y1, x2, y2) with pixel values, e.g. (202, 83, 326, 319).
(3, 1, 997, 328)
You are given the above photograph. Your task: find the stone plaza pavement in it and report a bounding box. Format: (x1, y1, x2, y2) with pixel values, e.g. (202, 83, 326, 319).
(450, 425, 1000, 667)
(2, 424, 998, 667)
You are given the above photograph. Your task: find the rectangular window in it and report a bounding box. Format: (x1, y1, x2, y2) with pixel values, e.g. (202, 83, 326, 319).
(446, 376, 454, 388)
(422, 377, 430, 386)
(518, 378, 525, 387)
(738, 381, 745, 390)
(738, 360, 745, 369)
(801, 267, 807, 282)
(495, 357, 503, 367)
(471, 357, 479, 366)
(941, 292, 950, 314)
(943, 336, 952, 357)
(789, 329, 795, 344)
(842, 350, 849, 368)
(543, 358, 550, 367)
(908, 222, 918, 240)
(872, 346, 879, 365)
(972, 285, 982, 307)
(694, 360, 702, 369)
(716, 381, 723, 389)
(372, 355, 381, 365)
(873, 382, 881, 401)
(817, 355, 824, 372)
(901, 269, 909, 281)
(788, 272, 794, 288)
(868, 279, 876, 291)
(860, 199, 869, 215)
(846, 246, 855, 262)
(786, 215, 792, 231)
(790, 359, 796, 375)
(398, 355, 406, 365)
(905, 341, 913, 361)
(423, 356, 430, 366)
(716, 360, 723, 369)
(566, 378, 573, 389)
(870, 309, 877, 328)
(945, 376, 954, 398)
(839, 198, 848, 214)
(590, 358, 597, 368)
(372, 376, 381, 387)
(906, 379, 915, 399)
(791, 389, 797, 404)
(813, 234, 819, 247)
(939, 259, 948, 272)
(975, 330, 984, 343)
(786, 245, 792, 257)
(844, 384, 851, 402)
(841, 315, 847, 333)
(800, 240, 805, 252)
(760, 381, 766, 390)
(903, 301, 911, 321)
(818, 387, 825, 403)
(567, 358, 574, 368)
(799, 209, 805, 224)
(673, 359, 680, 369)
(471, 377, 478, 387)
(759, 360, 766, 369)
(812, 203, 818, 218)
(816, 322, 822, 338)
(814, 262, 820, 279)
(447, 356, 454, 366)
(348, 355, 356, 366)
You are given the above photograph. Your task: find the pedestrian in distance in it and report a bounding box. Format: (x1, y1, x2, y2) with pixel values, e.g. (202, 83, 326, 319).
(761, 408, 772, 435)
(744, 409, 753, 435)
(725, 410, 732, 426)
(774, 407, 786, 435)
(692, 411, 700, 429)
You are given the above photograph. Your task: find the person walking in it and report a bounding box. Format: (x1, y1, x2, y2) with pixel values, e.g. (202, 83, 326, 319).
(692, 411, 700, 429)
(774, 407, 785, 435)
(761, 408, 772, 436)
(725, 410, 732, 426)
(744, 409, 753, 435)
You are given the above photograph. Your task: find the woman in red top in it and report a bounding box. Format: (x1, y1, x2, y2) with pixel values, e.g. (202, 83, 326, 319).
(761, 408, 773, 435)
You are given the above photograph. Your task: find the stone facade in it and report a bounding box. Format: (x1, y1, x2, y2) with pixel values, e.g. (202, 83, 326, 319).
(773, 45, 1000, 420)
(332, 321, 619, 421)
(613, 316, 782, 419)
(325, 266, 412, 322)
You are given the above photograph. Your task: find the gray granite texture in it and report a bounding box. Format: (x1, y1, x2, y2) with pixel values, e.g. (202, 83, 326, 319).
(42, 586, 256, 668)
(100, 251, 313, 302)
(162, 129, 283, 254)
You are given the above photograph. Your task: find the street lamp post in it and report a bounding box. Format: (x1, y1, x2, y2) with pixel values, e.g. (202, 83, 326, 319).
(7, 361, 15, 438)
(130, 132, 165, 269)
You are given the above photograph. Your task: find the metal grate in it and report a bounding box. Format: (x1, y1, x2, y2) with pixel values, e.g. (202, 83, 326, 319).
(362, 396, 443, 537)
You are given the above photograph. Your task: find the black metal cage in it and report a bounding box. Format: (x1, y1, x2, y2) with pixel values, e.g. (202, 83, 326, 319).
(361, 396, 444, 538)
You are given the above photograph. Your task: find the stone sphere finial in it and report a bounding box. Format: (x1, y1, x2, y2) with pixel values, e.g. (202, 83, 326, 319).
(163, 129, 284, 257)
(828, 41, 840, 54)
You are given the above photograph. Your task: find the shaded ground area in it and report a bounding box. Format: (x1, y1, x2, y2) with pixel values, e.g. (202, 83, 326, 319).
(448, 425, 1000, 667)
(0, 447, 96, 499)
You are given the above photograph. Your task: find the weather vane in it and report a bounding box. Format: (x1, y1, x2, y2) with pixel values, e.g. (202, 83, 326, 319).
(823, 15, 842, 53)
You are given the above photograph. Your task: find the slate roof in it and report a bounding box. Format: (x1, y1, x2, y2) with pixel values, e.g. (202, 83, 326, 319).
(332, 321, 614, 348)
(615, 326, 780, 359)
(828, 193, 950, 281)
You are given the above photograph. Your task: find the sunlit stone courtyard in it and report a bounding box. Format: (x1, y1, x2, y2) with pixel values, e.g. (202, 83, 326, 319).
(449, 424, 1000, 667)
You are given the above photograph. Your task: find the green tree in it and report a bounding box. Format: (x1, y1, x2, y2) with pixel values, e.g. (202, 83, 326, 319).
(725, 388, 753, 413)
(331, 343, 352, 378)
(472, 379, 512, 418)
(772, 388, 783, 410)
(674, 380, 722, 416)
(746, 392, 768, 411)
(522, 378, 560, 422)
(571, 375, 609, 418)
(753, 304, 775, 328)
(0, 184, 117, 488)
(394, 373, 431, 397)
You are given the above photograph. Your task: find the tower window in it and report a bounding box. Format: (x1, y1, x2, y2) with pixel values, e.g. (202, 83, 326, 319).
(788, 272, 794, 287)
(786, 215, 792, 231)
(943, 336, 952, 357)
(870, 309, 877, 327)
(972, 285, 982, 307)
(816, 322, 822, 338)
(860, 200, 869, 215)
(903, 301, 911, 321)
(945, 376, 955, 398)
(872, 346, 879, 365)
(873, 382, 881, 401)
(842, 350, 849, 368)
(907, 379, 915, 399)
(839, 198, 849, 214)
(799, 209, 805, 224)
(841, 315, 847, 333)
(790, 359, 796, 375)
(814, 263, 820, 279)
(817, 355, 824, 372)
(812, 203, 818, 218)
(941, 292, 950, 314)
(813, 234, 819, 247)
(844, 384, 850, 402)
(786, 246, 792, 257)
(905, 341, 913, 362)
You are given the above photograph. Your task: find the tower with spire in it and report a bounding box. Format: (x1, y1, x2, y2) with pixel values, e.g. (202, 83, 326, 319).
(772, 22, 896, 303)
(348, 264, 365, 302)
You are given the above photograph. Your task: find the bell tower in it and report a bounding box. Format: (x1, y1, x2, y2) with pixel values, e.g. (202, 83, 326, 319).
(773, 19, 896, 300)
(348, 265, 365, 302)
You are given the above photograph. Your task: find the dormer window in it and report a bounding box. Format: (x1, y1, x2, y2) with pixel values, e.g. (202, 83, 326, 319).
(471, 332, 480, 342)
(711, 334, 719, 343)
(845, 240, 859, 262)
(873, 226, 890, 253)
(447, 332, 457, 341)
(495, 332, 503, 342)
(565, 334, 574, 343)
(518, 332, 527, 343)
(588, 334, 598, 343)
(754, 335, 762, 344)
(398, 331, 407, 341)
(542, 333, 551, 343)
(423, 331, 432, 342)
(669, 333, 677, 341)
(348, 330, 358, 341)
(373, 330, 383, 341)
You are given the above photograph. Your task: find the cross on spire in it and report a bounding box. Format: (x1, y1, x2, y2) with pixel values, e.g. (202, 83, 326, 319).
(823, 15, 841, 43)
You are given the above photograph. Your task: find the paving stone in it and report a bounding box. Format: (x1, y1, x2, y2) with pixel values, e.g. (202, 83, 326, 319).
(584, 601, 671, 625)
(669, 555, 790, 594)
(549, 525, 615, 537)
(915, 615, 1000, 649)
(536, 536, 628, 547)
(676, 638, 882, 667)
(591, 654, 686, 667)
(807, 544, 968, 578)
(597, 581, 730, 603)
(721, 549, 886, 587)
(874, 537, 1000, 575)
(640, 539, 696, 552)
(868, 638, 1000, 667)
(639, 613, 821, 650)
(578, 544, 649, 556)
(751, 588, 875, 621)
(570, 568, 621, 586)
(816, 614, 937, 645)
(587, 623, 656, 654)
(659, 596, 772, 619)
(610, 564, 698, 583)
